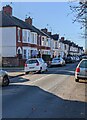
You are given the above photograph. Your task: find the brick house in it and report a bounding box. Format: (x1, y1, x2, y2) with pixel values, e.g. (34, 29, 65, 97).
(0, 5, 51, 66)
(0, 5, 84, 66)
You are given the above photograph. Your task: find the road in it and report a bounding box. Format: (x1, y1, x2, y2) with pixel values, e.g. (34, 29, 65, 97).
(2, 62, 87, 119)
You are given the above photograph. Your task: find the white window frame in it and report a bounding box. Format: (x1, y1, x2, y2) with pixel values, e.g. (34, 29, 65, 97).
(22, 29, 31, 43)
(18, 27, 21, 42)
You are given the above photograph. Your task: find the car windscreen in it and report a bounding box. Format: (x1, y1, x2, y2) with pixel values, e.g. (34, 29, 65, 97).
(26, 60, 38, 64)
(53, 58, 60, 60)
(38, 58, 44, 63)
(79, 60, 87, 68)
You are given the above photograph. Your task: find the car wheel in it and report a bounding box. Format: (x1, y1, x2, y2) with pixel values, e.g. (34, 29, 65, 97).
(38, 67, 42, 73)
(75, 78, 79, 82)
(25, 72, 29, 74)
(2, 76, 9, 86)
(46, 68, 48, 72)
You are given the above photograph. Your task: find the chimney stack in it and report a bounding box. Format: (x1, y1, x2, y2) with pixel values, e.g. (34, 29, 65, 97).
(3, 5, 12, 16)
(47, 32, 51, 36)
(25, 17, 32, 25)
(41, 28, 48, 33)
(61, 37, 65, 41)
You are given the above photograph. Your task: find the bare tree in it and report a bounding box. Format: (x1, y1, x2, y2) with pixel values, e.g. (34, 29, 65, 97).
(70, 1, 87, 53)
(70, 1, 87, 28)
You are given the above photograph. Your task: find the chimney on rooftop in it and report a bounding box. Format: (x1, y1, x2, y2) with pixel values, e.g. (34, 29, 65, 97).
(25, 17, 32, 25)
(41, 28, 48, 33)
(47, 32, 51, 36)
(3, 5, 12, 16)
(61, 37, 65, 41)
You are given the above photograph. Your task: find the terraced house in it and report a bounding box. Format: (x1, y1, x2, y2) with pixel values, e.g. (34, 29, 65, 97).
(0, 5, 52, 66)
(0, 5, 84, 66)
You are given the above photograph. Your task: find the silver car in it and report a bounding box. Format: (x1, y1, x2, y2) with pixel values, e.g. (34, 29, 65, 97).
(0, 70, 9, 86)
(24, 58, 48, 74)
(51, 57, 65, 66)
(75, 59, 87, 82)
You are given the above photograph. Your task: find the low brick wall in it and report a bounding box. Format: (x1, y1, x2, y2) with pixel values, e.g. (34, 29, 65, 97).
(18, 59, 26, 67)
(2, 57, 19, 67)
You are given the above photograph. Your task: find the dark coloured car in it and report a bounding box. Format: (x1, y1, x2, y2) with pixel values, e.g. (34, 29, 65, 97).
(64, 56, 73, 63)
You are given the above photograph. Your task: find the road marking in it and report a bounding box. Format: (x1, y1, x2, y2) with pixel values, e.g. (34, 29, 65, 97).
(28, 70, 75, 84)
(29, 74, 53, 84)
(10, 69, 75, 85)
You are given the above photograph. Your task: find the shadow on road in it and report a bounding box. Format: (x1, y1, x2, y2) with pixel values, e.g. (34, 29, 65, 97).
(10, 76, 30, 83)
(2, 83, 87, 119)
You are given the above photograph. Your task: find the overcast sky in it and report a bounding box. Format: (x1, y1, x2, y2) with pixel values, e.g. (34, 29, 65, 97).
(1, 2, 85, 49)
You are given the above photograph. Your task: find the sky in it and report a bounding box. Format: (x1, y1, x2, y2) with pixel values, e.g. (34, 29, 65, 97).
(1, 1, 85, 49)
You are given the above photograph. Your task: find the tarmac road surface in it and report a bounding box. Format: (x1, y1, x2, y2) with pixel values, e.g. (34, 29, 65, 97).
(2, 62, 87, 119)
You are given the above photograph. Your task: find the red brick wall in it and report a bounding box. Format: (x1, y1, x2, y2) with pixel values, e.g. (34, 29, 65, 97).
(2, 57, 19, 67)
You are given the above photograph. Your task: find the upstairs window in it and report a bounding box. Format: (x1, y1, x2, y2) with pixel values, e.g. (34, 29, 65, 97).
(32, 33, 34, 43)
(28, 31, 30, 42)
(55, 41, 58, 49)
(18, 28, 21, 42)
(65, 44, 66, 50)
(22, 30, 30, 43)
(42, 37, 44, 46)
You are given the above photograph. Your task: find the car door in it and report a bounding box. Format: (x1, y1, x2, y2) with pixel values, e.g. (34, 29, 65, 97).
(79, 60, 87, 76)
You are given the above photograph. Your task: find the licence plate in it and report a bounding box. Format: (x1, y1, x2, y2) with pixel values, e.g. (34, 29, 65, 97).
(29, 67, 34, 69)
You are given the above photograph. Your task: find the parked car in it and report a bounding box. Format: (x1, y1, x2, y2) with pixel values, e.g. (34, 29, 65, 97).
(64, 56, 72, 63)
(24, 58, 48, 74)
(75, 56, 80, 62)
(0, 70, 9, 86)
(51, 57, 65, 67)
(75, 59, 87, 82)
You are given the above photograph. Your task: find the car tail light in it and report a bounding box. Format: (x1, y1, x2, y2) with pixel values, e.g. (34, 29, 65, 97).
(36, 62, 39, 66)
(76, 67, 80, 72)
(25, 63, 27, 67)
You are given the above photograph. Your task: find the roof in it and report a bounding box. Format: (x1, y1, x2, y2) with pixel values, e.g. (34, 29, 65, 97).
(0, 11, 51, 38)
(51, 34, 59, 40)
(0, 11, 33, 30)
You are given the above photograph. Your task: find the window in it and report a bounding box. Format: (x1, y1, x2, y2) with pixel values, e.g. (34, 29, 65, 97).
(18, 49, 20, 54)
(32, 33, 34, 43)
(65, 45, 66, 50)
(55, 41, 58, 49)
(48, 39, 50, 47)
(22, 30, 27, 42)
(18, 28, 21, 42)
(38, 58, 44, 63)
(46, 38, 48, 46)
(42, 37, 44, 46)
(23, 49, 27, 59)
(22, 30, 30, 43)
(28, 31, 30, 42)
(80, 60, 87, 68)
(35, 34, 37, 44)
(26, 60, 38, 64)
(28, 50, 30, 59)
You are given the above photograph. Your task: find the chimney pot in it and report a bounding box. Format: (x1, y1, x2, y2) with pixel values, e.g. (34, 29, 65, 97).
(47, 32, 51, 36)
(3, 5, 12, 16)
(41, 28, 48, 33)
(61, 37, 64, 41)
(25, 17, 32, 25)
